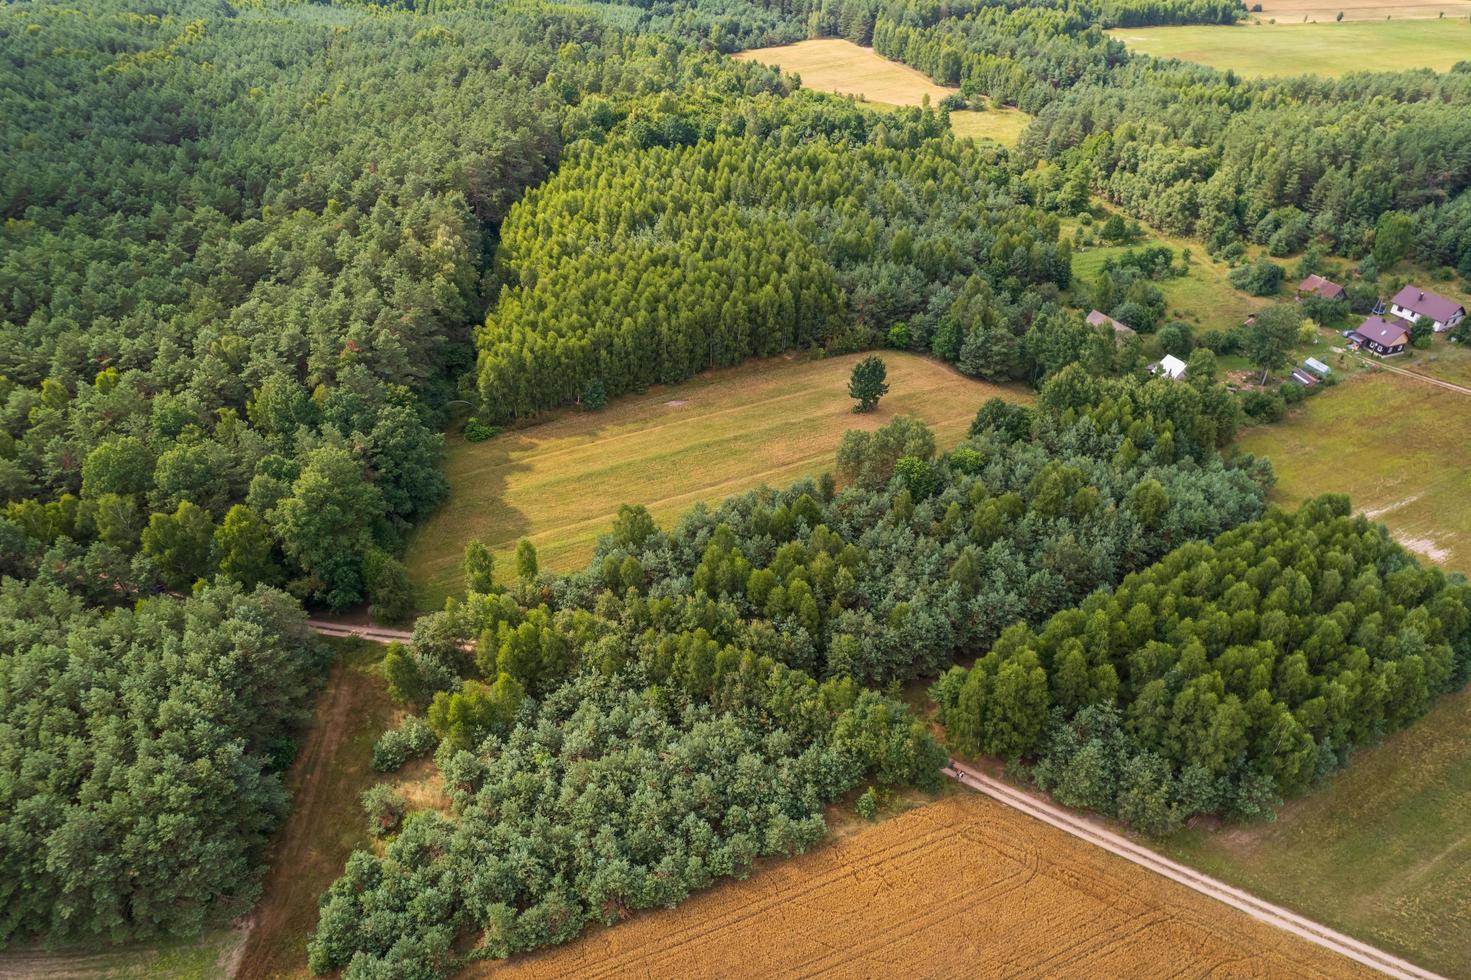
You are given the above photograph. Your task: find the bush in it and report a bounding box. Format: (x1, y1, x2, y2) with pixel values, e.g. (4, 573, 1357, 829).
(372, 714, 438, 772)
(1240, 389, 1286, 422)
(856, 786, 879, 821)
(362, 784, 407, 837)
(1229, 258, 1285, 296)
(463, 417, 500, 442)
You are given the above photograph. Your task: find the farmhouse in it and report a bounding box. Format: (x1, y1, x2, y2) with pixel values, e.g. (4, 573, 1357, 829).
(1297, 274, 1345, 301)
(1387, 285, 1465, 333)
(1086, 309, 1135, 336)
(1348, 316, 1409, 356)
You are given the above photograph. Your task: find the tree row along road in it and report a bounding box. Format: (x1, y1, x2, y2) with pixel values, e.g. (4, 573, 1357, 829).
(944, 760, 1444, 980)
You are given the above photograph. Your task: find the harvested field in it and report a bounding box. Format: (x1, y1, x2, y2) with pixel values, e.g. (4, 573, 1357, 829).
(1108, 19, 1471, 77)
(733, 38, 1032, 146)
(405, 352, 1025, 607)
(1253, 0, 1471, 20)
(483, 794, 1371, 979)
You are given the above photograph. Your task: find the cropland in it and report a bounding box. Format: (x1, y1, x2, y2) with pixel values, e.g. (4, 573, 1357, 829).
(405, 353, 1025, 606)
(1170, 684, 1471, 978)
(485, 793, 1370, 979)
(1108, 19, 1471, 77)
(1235, 371, 1471, 572)
(1254, 0, 1471, 20)
(734, 38, 1032, 145)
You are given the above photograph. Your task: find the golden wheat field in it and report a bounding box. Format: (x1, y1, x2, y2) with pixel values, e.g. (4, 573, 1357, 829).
(483, 794, 1371, 979)
(733, 39, 1032, 146)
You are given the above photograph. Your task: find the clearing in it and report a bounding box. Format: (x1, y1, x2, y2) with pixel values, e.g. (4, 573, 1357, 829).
(1064, 217, 1269, 334)
(1168, 684, 1471, 978)
(1107, 19, 1471, 78)
(1234, 371, 1471, 572)
(733, 38, 1032, 145)
(484, 793, 1370, 978)
(405, 352, 1026, 607)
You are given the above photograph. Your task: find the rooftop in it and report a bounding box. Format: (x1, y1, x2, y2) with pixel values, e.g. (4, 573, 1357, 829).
(1390, 285, 1464, 324)
(1354, 316, 1409, 346)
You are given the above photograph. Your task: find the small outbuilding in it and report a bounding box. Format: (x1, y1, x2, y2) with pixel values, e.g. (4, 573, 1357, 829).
(1303, 356, 1331, 378)
(1151, 354, 1188, 380)
(1086, 309, 1135, 336)
(1297, 274, 1346, 301)
(1348, 316, 1409, 356)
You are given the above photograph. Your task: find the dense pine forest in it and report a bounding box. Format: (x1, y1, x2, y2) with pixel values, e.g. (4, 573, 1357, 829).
(3, 0, 1469, 970)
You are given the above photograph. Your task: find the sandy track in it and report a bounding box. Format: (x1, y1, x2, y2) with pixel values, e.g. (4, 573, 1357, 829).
(944, 760, 1444, 980)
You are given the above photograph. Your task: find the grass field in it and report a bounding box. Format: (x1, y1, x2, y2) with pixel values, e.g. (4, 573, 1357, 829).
(1108, 19, 1471, 77)
(0, 933, 241, 980)
(406, 352, 1025, 607)
(734, 38, 1033, 146)
(485, 793, 1370, 978)
(1235, 371, 1471, 572)
(1168, 684, 1471, 977)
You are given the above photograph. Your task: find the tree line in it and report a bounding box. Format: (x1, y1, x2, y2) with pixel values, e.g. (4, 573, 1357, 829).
(933, 495, 1471, 833)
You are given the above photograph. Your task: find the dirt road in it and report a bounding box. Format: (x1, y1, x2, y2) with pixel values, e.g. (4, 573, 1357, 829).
(944, 760, 1444, 980)
(304, 618, 414, 644)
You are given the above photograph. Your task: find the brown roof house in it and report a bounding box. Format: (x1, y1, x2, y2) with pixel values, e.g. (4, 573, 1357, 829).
(1086, 309, 1135, 336)
(1388, 286, 1465, 333)
(1297, 274, 1346, 301)
(1349, 316, 1409, 357)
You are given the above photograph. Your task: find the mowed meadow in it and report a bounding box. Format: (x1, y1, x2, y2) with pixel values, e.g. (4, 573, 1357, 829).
(1108, 18, 1471, 78)
(484, 794, 1372, 979)
(405, 353, 1026, 606)
(1169, 683, 1471, 978)
(733, 38, 1032, 146)
(1235, 371, 1471, 573)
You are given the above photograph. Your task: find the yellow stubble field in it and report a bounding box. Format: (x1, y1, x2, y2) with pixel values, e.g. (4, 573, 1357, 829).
(485, 794, 1371, 979)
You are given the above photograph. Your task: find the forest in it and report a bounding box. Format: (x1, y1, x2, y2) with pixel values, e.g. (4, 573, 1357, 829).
(3, 0, 1470, 967)
(593, 0, 1471, 271)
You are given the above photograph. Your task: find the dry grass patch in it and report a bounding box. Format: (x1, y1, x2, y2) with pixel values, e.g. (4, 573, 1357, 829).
(734, 38, 1032, 145)
(483, 793, 1371, 979)
(406, 352, 1025, 607)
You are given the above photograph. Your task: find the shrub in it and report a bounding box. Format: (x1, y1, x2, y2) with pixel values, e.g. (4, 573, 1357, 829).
(856, 786, 879, 821)
(463, 417, 500, 442)
(362, 784, 407, 837)
(372, 714, 438, 772)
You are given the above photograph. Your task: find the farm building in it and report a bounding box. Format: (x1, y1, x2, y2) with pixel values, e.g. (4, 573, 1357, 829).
(1150, 353, 1188, 379)
(1348, 316, 1409, 356)
(1387, 286, 1465, 333)
(1086, 309, 1135, 336)
(1297, 274, 1345, 300)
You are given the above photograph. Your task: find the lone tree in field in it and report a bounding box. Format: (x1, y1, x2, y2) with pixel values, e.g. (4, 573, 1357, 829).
(849, 355, 889, 413)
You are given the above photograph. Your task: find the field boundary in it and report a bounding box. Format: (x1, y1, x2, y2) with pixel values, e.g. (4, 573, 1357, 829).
(944, 759, 1444, 980)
